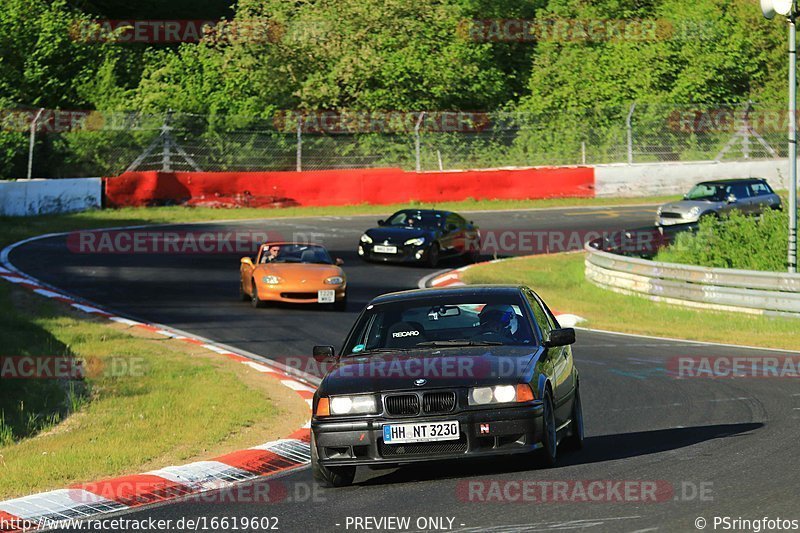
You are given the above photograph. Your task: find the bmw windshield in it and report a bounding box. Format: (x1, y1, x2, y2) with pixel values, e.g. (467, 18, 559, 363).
(343, 295, 536, 355)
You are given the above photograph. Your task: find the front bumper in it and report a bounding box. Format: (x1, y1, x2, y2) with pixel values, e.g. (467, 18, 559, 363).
(656, 215, 697, 226)
(255, 283, 346, 304)
(312, 402, 544, 466)
(358, 243, 429, 263)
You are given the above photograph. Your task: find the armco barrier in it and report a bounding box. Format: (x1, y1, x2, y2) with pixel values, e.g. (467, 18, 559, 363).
(103, 167, 595, 207)
(0, 178, 102, 216)
(585, 241, 800, 317)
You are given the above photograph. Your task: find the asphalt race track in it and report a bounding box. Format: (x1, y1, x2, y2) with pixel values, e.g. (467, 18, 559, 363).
(10, 205, 800, 533)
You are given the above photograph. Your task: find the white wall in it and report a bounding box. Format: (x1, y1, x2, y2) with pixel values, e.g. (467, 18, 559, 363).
(0, 178, 102, 216)
(594, 159, 790, 197)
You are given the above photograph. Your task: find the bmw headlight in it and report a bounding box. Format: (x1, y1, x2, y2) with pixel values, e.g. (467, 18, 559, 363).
(656, 206, 663, 216)
(468, 384, 534, 405)
(329, 395, 379, 415)
(404, 237, 426, 246)
(688, 206, 701, 218)
(324, 276, 344, 285)
(261, 275, 282, 284)
(360, 233, 373, 244)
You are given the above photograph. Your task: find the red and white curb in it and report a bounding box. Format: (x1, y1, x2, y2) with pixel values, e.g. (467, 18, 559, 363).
(0, 242, 317, 532)
(421, 262, 587, 328)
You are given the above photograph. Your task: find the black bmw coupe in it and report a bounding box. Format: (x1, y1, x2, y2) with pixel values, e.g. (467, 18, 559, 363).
(310, 285, 583, 487)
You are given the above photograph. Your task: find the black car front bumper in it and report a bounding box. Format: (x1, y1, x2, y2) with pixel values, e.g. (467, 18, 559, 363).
(358, 243, 431, 263)
(312, 402, 544, 467)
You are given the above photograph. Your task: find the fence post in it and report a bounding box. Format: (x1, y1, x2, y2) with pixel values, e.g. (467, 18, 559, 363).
(296, 116, 302, 172)
(626, 103, 636, 165)
(27, 108, 45, 179)
(414, 112, 425, 172)
(581, 141, 586, 165)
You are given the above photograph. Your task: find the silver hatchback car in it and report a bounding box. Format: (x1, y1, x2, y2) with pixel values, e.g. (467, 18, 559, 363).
(656, 178, 782, 226)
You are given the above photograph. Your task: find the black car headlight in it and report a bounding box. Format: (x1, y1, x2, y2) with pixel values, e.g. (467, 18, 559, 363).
(404, 237, 426, 246)
(328, 394, 379, 416)
(360, 234, 373, 244)
(468, 384, 534, 405)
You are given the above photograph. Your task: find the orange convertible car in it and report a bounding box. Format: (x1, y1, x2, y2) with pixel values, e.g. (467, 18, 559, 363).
(240, 242, 347, 310)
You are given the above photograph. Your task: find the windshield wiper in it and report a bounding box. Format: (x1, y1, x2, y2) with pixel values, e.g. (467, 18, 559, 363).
(345, 347, 413, 356)
(414, 340, 503, 347)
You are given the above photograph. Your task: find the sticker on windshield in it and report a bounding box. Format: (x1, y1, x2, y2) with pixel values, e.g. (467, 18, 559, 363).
(392, 330, 420, 338)
(352, 344, 365, 353)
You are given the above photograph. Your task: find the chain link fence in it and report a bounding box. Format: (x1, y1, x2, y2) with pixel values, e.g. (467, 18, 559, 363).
(0, 102, 788, 179)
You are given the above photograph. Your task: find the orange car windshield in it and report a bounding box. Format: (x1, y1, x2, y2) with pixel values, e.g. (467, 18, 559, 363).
(261, 244, 333, 264)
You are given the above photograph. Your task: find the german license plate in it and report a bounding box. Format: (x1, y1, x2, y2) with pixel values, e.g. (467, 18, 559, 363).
(383, 421, 459, 444)
(317, 290, 336, 303)
(373, 245, 397, 254)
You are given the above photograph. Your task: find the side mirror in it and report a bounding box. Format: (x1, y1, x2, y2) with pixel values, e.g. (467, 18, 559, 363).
(726, 194, 737, 204)
(377, 219, 385, 226)
(313, 345, 336, 362)
(241, 257, 253, 266)
(544, 328, 576, 348)
(335, 257, 344, 266)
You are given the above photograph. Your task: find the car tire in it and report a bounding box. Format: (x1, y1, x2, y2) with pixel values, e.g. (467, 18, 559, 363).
(239, 280, 250, 302)
(311, 433, 356, 487)
(538, 390, 558, 468)
(426, 243, 440, 268)
(563, 384, 584, 451)
(250, 280, 265, 308)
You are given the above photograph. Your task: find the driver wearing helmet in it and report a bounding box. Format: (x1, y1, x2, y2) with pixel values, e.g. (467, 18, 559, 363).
(478, 304, 522, 342)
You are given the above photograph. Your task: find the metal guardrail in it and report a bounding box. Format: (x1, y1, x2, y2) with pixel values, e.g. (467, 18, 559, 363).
(584, 238, 800, 316)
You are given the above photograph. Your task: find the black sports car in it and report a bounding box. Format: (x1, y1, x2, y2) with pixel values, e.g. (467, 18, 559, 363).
(357, 209, 480, 267)
(310, 285, 583, 487)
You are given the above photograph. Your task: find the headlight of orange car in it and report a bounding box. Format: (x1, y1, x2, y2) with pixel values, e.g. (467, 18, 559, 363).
(324, 276, 344, 285)
(262, 275, 282, 284)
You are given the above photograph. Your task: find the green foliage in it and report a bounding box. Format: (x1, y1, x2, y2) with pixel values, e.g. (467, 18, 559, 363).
(0, 0, 793, 177)
(655, 209, 790, 271)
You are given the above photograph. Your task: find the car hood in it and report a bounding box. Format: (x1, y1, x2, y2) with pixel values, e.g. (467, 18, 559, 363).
(365, 227, 434, 245)
(254, 262, 342, 283)
(317, 346, 540, 396)
(660, 200, 723, 213)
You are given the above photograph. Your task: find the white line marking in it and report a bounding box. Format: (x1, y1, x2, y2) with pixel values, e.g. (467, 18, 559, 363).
(71, 303, 107, 314)
(33, 288, 66, 299)
(280, 380, 316, 393)
(243, 361, 275, 373)
(201, 344, 234, 355)
(109, 317, 144, 327)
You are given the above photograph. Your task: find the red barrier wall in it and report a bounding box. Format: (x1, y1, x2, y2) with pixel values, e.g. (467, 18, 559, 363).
(103, 167, 595, 208)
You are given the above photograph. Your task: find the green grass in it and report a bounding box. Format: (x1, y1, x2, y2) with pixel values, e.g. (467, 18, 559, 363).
(461, 253, 800, 350)
(0, 285, 309, 499)
(0, 195, 679, 250)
